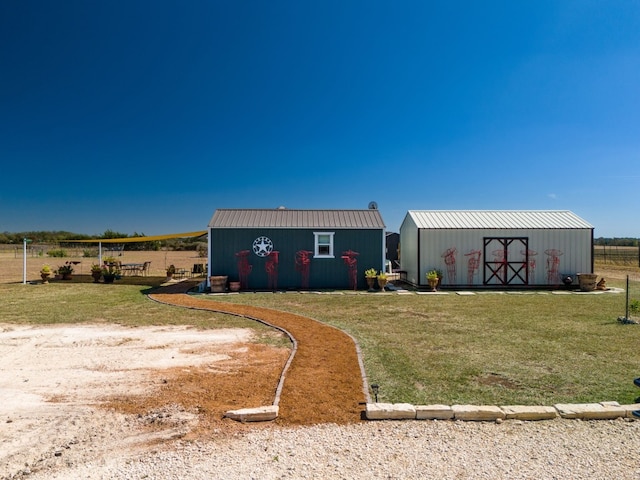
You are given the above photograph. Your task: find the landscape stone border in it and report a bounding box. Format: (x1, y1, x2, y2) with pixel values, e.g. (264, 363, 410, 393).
(366, 401, 640, 421)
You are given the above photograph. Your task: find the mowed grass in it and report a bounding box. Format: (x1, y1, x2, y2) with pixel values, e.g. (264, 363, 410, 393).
(203, 278, 640, 406)
(0, 280, 284, 344)
(2, 276, 640, 406)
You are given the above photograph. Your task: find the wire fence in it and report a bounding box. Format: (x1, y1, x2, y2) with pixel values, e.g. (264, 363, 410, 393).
(594, 245, 640, 267)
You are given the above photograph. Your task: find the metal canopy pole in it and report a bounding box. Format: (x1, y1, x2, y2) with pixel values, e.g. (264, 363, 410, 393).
(22, 238, 27, 284)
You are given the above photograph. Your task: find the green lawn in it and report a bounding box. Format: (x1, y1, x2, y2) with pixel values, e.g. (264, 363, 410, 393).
(2, 277, 639, 406)
(0, 281, 282, 340)
(199, 279, 640, 406)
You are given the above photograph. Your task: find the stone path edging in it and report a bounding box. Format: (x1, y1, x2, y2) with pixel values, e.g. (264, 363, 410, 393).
(366, 401, 640, 421)
(148, 281, 366, 423)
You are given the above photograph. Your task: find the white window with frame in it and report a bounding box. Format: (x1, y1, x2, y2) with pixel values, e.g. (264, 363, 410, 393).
(313, 232, 335, 258)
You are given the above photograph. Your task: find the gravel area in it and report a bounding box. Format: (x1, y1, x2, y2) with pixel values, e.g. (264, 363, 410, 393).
(26, 418, 640, 479)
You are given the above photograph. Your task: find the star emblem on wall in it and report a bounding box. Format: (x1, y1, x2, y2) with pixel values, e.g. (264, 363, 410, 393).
(252, 236, 274, 257)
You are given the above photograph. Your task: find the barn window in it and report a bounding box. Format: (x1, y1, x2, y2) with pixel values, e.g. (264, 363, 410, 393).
(313, 232, 335, 258)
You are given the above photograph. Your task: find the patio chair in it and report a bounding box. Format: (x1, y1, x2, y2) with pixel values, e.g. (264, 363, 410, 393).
(191, 263, 204, 277)
(140, 261, 151, 276)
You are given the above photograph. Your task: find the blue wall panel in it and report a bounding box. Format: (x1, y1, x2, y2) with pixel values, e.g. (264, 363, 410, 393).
(209, 228, 383, 290)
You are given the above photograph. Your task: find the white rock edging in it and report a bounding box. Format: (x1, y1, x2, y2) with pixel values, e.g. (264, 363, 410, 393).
(366, 401, 640, 421)
(224, 405, 279, 422)
(366, 402, 416, 420)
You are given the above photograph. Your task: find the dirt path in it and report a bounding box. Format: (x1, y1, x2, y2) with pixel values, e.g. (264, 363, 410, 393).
(149, 281, 367, 426)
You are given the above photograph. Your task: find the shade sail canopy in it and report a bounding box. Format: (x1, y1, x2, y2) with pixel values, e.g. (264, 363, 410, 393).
(65, 231, 207, 243)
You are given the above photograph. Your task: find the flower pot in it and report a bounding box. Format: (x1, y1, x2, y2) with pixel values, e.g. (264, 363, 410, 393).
(428, 278, 438, 292)
(366, 277, 376, 290)
(40, 273, 50, 284)
(229, 281, 241, 292)
(103, 274, 115, 284)
(577, 273, 597, 292)
(91, 272, 102, 283)
(377, 278, 388, 291)
(210, 275, 228, 293)
(62, 273, 72, 281)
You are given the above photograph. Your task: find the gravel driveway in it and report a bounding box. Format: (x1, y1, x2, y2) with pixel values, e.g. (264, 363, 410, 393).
(26, 418, 640, 479)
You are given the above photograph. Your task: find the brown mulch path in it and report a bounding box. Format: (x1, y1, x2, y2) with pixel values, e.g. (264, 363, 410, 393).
(148, 281, 366, 427)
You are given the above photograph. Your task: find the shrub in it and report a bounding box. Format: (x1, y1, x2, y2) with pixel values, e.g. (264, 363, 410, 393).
(57, 262, 74, 275)
(47, 249, 67, 258)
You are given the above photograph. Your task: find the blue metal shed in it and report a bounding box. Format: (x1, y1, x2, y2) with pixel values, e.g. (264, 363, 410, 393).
(208, 208, 386, 290)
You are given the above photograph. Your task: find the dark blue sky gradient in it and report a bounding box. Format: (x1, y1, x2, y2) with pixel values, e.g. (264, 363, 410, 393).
(1, 1, 639, 236)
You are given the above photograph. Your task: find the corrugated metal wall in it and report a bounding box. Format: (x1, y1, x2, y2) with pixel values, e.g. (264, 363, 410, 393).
(416, 228, 592, 287)
(209, 227, 384, 290)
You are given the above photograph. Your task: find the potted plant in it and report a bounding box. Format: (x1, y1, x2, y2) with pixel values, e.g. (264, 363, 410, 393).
(101, 263, 121, 283)
(40, 264, 52, 284)
(377, 271, 388, 291)
(427, 269, 439, 291)
(365, 268, 377, 291)
(57, 262, 74, 280)
(103, 256, 117, 265)
(166, 264, 176, 280)
(90, 264, 103, 283)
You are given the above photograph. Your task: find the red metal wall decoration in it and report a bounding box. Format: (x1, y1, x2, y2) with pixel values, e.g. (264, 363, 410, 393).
(235, 250, 252, 290)
(295, 250, 313, 289)
(265, 251, 279, 290)
(464, 249, 482, 285)
(545, 249, 563, 286)
(341, 250, 359, 290)
(521, 249, 537, 284)
(441, 247, 457, 285)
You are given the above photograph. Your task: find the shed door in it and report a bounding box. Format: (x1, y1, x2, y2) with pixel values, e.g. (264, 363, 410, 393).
(483, 237, 529, 286)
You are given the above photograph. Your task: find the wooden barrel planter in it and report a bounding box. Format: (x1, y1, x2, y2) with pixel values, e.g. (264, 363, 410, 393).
(577, 273, 598, 292)
(209, 276, 228, 293)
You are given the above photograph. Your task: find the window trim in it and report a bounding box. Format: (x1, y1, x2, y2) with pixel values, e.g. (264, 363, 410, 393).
(313, 231, 335, 258)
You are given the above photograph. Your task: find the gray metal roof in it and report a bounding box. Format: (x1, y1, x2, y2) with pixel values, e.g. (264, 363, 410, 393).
(406, 210, 593, 230)
(209, 208, 386, 229)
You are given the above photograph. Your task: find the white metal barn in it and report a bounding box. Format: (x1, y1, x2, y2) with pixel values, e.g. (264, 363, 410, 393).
(399, 210, 594, 288)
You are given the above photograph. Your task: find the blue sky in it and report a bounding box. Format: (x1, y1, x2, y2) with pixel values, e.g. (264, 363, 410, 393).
(1, 1, 639, 237)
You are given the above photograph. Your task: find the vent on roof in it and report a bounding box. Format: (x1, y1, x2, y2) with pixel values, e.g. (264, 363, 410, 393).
(277, 206, 286, 210)
(368, 201, 378, 210)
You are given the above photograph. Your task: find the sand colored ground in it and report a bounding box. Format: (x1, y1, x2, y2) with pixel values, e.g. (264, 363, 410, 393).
(1, 251, 366, 477)
(0, 321, 295, 477)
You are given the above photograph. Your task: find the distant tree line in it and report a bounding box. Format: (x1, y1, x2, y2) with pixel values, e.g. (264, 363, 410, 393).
(594, 237, 639, 247)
